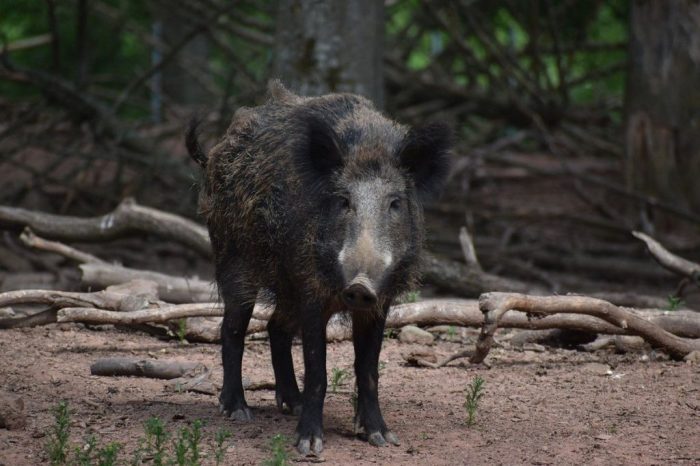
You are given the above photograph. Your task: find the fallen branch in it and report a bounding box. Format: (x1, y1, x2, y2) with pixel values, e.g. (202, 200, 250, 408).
(471, 293, 700, 363)
(633, 231, 700, 283)
(0, 280, 160, 328)
(80, 262, 215, 304)
(459, 226, 482, 271)
(90, 357, 206, 379)
(19, 228, 105, 264)
(0, 198, 211, 257)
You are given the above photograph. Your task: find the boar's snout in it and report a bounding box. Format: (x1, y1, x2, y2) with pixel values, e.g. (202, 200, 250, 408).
(341, 274, 378, 310)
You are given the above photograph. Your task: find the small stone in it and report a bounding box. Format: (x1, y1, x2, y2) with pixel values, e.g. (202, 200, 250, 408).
(0, 393, 26, 430)
(582, 362, 612, 376)
(684, 351, 700, 363)
(522, 343, 546, 352)
(398, 325, 434, 345)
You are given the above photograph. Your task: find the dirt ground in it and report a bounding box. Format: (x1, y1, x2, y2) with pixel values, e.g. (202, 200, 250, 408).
(0, 324, 698, 466)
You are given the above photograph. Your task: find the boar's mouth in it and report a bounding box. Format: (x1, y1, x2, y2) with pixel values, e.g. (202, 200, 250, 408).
(340, 273, 379, 310)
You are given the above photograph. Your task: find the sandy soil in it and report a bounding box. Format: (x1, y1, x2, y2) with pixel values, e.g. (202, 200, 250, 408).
(0, 324, 698, 466)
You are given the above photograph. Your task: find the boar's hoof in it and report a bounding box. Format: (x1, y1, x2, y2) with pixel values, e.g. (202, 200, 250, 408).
(296, 434, 323, 456)
(367, 430, 401, 447)
(219, 403, 253, 421)
(275, 393, 303, 416)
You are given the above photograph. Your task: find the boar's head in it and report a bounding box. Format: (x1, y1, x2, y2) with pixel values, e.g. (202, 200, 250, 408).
(294, 107, 452, 312)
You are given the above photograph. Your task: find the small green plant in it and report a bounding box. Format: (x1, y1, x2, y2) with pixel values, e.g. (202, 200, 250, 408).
(43, 402, 217, 466)
(47, 400, 71, 465)
(398, 291, 420, 303)
(330, 367, 349, 393)
(187, 419, 203, 465)
(74, 435, 97, 466)
(214, 429, 232, 466)
(447, 325, 457, 340)
(172, 428, 189, 466)
(144, 417, 169, 466)
(96, 442, 120, 466)
(464, 376, 486, 426)
(667, 295, 685, 311)
(263, 434, 289, 466)
(177, 318, 188, 343)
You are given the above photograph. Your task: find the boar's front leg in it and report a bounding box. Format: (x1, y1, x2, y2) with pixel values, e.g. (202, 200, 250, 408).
(218, 266, 256, 421)
(295, 302, 327, 455)
(352, 310, 400, 447)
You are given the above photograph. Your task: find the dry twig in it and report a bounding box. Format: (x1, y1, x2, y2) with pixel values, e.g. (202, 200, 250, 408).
(471, 293, 700, 363)
(633, 231, 700, 283)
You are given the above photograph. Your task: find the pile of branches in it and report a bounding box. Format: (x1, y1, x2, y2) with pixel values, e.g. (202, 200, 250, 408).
(0, 199, 698, 366)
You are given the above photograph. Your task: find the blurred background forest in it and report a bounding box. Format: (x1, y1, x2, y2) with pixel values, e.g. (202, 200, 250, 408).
(0, 0, 699, 305)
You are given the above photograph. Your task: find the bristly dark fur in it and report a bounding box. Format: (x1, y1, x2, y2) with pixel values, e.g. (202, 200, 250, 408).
(189, 80, 452, 450)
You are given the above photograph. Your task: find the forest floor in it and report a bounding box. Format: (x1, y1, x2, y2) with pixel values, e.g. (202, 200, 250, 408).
(1, 324, 698, 466)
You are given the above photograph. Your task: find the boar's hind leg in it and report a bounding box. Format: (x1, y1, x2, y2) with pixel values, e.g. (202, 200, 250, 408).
(352, 312, 400, 447)
(295, 303, 327, 456)
(218, 274, 256, 421)
(267, 309, 302, 415)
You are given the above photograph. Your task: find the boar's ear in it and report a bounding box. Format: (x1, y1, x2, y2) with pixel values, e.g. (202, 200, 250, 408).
(398, 121, 453, 201)
(295, 110, 344, 179)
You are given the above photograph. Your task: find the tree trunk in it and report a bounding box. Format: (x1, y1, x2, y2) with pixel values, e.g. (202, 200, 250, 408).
(273, 0, 384, 107)
(625, 1, 700, 215)
(156, 5, 210, 107)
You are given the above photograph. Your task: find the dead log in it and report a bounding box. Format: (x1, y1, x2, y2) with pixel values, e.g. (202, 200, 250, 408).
(90, 357, 206, 379)
(0, 280, 160, 328)
(58, 303, 223, 325)
(0, 198, 211, 257)
(80, 262, 215, 303)
(471, 293, 700, 363)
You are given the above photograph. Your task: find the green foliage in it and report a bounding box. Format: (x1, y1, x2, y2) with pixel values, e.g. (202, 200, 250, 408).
(44, 402, 226, 466)
(263, 434, 289, 466)
(74, 436, 97, 466)
(176, 319, 188, 343)
(1, 0, 629, 124)
(330, 367, 349, 393)
(398, 291, 420, 304)
(47, 401, 71, 465)
(144, 417, 169, 466)
(667, 295, 685, 311)
(214, 429, 232, 466)
(447, 325, 457, 340)
(96, 442, 120, 466)
(464, 376, 486, 427)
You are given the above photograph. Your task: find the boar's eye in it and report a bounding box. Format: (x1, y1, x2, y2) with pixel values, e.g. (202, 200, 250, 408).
(337, 196, 351, 211)
(389, 198, 401, 211)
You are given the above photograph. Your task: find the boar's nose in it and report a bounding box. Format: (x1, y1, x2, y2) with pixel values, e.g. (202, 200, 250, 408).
(341, 275, 378, 309)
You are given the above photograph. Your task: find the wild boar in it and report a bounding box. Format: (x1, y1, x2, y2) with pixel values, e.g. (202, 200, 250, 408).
(187, 81, 451, 455)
